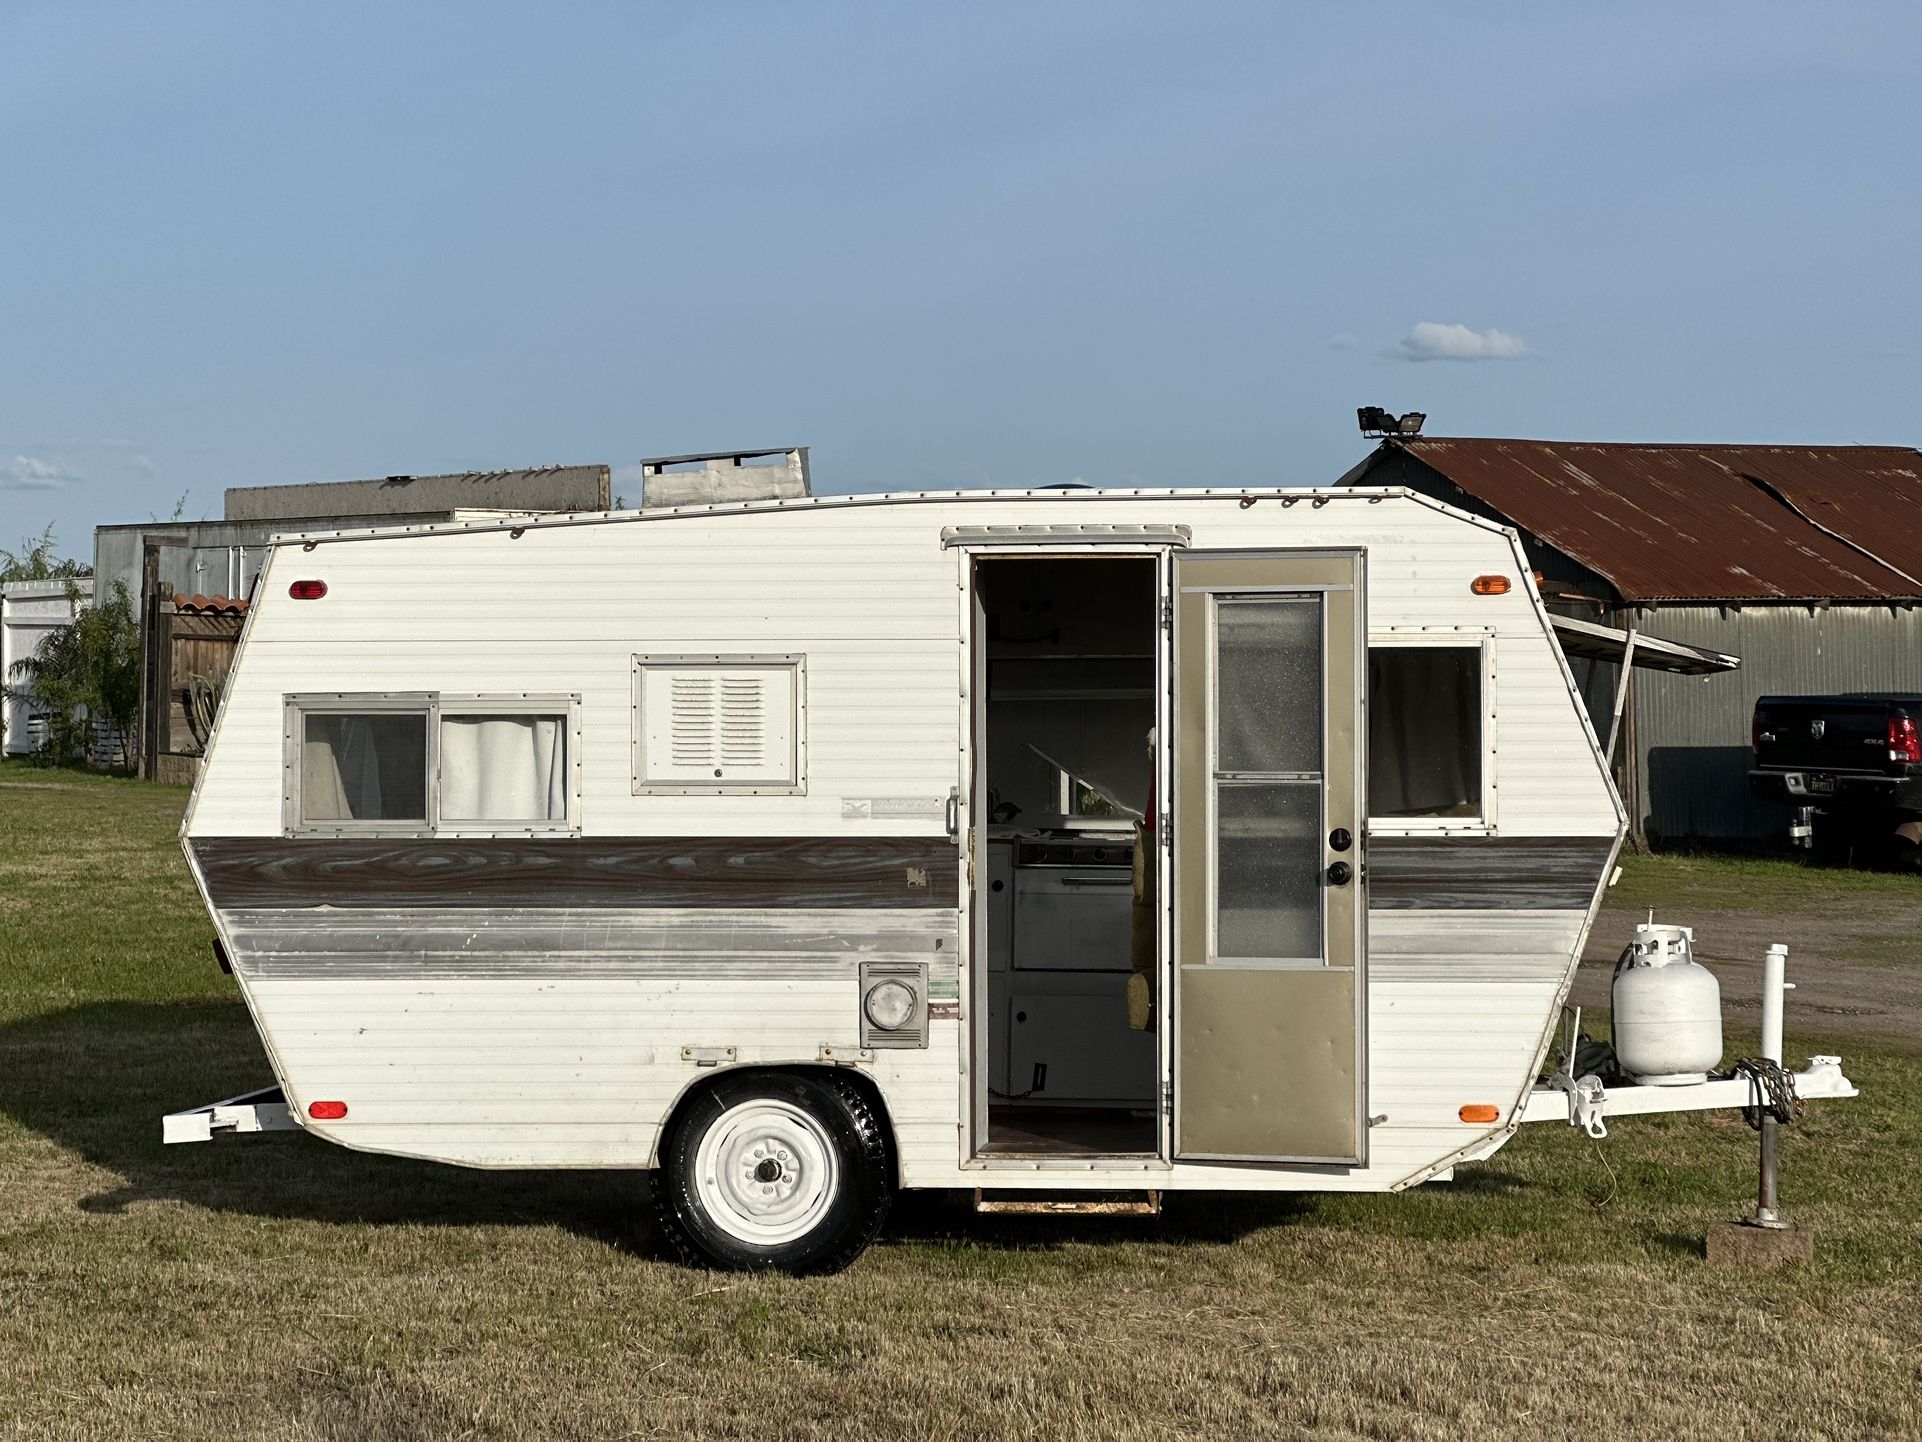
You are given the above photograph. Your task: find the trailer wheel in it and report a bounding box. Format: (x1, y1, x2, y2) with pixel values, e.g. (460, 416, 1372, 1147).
(652, 1071, 892, 1274)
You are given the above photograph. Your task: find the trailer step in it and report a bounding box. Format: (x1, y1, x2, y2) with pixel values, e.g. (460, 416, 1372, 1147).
(972, 1189, 1162, 1216)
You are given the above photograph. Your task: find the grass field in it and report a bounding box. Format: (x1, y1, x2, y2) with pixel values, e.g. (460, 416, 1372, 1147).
(1, 760, 1918, 1440)
(1609, 845, 1922, 914)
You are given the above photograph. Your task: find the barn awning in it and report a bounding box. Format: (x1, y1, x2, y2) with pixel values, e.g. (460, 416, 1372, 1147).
(1550, 614, 1739, 676)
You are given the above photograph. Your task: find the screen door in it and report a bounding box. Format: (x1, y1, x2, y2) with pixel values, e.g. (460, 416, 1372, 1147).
(1172, 551, 1366, 1163)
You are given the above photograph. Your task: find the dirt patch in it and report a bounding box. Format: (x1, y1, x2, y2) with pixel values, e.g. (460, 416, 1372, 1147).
(1577, 900, 1922, 1047)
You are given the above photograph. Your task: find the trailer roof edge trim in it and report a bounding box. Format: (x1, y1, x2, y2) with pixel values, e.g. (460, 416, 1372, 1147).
(257, 486, 1515, 549)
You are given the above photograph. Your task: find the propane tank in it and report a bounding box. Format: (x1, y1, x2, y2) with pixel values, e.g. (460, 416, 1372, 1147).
(1611, 921, 1723, 1085)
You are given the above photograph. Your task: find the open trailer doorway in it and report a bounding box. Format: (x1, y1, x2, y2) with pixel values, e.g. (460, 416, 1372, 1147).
(967, 553, 1162, 1160)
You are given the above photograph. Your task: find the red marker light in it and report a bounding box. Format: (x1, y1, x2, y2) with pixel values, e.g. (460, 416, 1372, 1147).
(288, 580, 328, 600)
(308, 1100, 348, 1120)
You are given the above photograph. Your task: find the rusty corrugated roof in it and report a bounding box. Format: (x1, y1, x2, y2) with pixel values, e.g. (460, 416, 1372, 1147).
(1383, 439, 1922, 602)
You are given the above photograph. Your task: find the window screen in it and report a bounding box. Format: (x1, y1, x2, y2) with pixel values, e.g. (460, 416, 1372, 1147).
(300, 713, 428, 822)
(441, 715, 567, 822)
(1369, 646, 1482, 819)
(1213, 596, 1324, 962)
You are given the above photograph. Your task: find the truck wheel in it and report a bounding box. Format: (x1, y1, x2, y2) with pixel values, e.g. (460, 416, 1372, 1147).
(651, 1071, 892, 1274)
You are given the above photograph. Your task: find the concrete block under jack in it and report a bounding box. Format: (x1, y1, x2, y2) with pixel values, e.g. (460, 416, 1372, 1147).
(1706, 1220, 1815, 1268)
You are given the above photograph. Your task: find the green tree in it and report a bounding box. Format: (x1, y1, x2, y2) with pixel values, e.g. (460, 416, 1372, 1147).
(0, 524, 91, 582)
(3, 580, 140, 769)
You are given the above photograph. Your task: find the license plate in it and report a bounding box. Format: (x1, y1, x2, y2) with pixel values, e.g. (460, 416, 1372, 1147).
(1808, 773, 1835, 794)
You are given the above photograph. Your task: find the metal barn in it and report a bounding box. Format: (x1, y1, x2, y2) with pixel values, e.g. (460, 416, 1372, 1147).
(1339, 438, 1922, 843)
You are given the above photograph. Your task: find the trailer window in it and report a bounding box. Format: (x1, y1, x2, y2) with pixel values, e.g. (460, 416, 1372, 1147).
(299, 712, 428, 823)
(440, 714, 568, 823)
(1368, 644, 1483, 821)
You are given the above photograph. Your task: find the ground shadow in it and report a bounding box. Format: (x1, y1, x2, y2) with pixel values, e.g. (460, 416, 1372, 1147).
(1, 1000, 644, 1253)
(1650, 1230, 1707, 1260)
(1, 1000, 1312, 1262)
(880, 1186, 1316, 1254)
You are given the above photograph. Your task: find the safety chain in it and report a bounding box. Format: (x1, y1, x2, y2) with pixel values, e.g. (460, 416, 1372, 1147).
(1731, 1057, 1803, 1131)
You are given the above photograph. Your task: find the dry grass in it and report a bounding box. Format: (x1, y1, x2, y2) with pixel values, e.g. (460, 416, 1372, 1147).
(2, 760, 1919, 1440)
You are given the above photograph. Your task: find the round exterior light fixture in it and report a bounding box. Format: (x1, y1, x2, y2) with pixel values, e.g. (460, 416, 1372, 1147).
(863, 979, 916, 1032)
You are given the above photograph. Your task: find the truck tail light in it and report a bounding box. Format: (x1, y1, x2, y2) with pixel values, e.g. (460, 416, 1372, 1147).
(1889, 716, 1921, 764)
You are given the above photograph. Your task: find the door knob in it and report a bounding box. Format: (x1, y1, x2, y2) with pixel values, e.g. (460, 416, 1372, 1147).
(1327, 861, 1353, 886)
(1329, 827, 1352, 852)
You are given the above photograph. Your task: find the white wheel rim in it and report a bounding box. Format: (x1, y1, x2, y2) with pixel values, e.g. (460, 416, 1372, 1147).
(692, 1099, 840, 1247)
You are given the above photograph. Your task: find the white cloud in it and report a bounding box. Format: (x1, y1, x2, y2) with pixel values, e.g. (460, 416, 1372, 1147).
(1, 454, 84, 491)
(1390, 322, 1530, 363)
(1328, 333, 1360, 351)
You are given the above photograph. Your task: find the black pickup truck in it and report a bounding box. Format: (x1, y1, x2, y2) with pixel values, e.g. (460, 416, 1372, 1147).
(1750, 693, 1922, 858)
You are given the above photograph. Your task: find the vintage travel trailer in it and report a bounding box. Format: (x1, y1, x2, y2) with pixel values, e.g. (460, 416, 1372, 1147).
(165, 483, 1856, 1271)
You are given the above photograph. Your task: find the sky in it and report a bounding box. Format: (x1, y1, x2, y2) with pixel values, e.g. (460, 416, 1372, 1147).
(3, 2, 1919, 556)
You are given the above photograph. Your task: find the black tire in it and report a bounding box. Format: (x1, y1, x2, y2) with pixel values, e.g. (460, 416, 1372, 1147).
(650, 1070, 893, 1274)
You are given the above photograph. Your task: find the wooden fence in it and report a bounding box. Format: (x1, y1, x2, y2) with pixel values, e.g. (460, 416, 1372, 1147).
(142, 590, 245, 785)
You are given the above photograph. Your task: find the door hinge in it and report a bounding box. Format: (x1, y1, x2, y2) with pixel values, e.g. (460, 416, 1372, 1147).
(1160, 811, 1172, 849)
(1159, 596, 1173, 630)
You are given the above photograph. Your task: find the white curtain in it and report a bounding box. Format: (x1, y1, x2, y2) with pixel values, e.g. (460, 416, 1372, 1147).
(302, 716, 386, 820)
(441, 715, 565, 822)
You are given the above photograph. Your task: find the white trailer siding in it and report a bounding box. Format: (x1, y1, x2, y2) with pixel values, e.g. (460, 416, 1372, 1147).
(184, 488, 1621, 1191)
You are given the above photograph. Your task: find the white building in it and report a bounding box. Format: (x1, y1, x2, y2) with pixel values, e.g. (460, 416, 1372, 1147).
(0, 577, 94, 755)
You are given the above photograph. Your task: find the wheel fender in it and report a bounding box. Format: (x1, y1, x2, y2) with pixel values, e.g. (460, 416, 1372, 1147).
(650, 1063, 900, 1184)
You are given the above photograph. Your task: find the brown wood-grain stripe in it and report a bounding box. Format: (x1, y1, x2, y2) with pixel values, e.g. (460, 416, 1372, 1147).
(192, 837, 960, 910)
(1367, 835, 1615, 910)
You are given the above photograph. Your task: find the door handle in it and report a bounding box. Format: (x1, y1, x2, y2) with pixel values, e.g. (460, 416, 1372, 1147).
(1326, 861, 1353, 886)
(945, 787, 960, 840)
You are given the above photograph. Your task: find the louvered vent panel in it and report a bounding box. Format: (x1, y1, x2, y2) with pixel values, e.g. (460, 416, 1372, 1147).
(635, 656, 802, 791)
(718, 677, 765, 766)
(669, 676, 718, 769)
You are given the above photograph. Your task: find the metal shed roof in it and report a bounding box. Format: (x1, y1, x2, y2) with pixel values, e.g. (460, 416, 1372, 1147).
(1376, 439, 1922, 602)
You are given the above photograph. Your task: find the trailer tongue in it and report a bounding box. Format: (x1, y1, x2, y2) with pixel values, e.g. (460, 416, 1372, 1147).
(162, 1085, 297, 1144)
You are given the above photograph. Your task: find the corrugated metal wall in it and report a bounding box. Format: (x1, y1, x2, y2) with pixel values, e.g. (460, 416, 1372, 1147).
(1629, 604, 1922, 842)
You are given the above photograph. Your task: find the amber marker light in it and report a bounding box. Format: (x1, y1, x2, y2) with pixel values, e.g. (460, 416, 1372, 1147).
(288, 580, 328, 599)
(1458, 1104, 1501, 1124)
(1470, 575, 1511, 596)
(308, 1100, 348, 1120)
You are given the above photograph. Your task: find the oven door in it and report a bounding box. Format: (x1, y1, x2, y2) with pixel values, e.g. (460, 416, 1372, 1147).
(1012, 867, 1135, 971)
